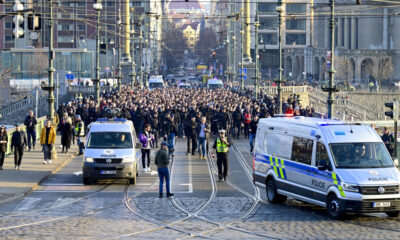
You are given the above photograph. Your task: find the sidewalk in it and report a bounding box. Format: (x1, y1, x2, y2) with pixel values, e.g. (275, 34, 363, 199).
(0, 135, 79, 205)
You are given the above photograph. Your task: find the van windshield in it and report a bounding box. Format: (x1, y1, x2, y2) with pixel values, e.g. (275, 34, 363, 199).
(149, 82, 163, 88)
(87, 132, 133, 149)
(330, 142, 394, 168)
(208, 84, 222, 89)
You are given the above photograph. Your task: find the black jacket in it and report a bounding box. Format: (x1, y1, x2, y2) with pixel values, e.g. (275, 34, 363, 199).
(24, 116, 37, 131)
(249, 120, 258, 134)
(0, 132, 8, 153)
(185, 121, 197, 137)
(11, 131, 27, 149)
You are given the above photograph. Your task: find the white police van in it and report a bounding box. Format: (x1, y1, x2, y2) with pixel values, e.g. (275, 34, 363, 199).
(253, 117, 400, 219)
(83, 118, 140, 185)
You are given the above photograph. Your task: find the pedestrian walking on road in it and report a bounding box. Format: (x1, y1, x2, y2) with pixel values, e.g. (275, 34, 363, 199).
(140, 124, 153, 172)
(155, 142, 174, 198)
(24, 110, 37, 151)
(212, 130, 231, 182)
(0, 126, 8, 170)
(58, 114, 72, 153)
(185, 116, 198, 155)
(40, 120, 56, 164)
(249, 115, 259, 153)
(11, 124, 27, 170)
(196, 117, 209, 159)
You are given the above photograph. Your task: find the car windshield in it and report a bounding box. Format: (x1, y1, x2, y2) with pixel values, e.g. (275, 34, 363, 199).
(330, 142, 394, 168)
(87, 132, 133, 149)
(149, 82, 163, 88)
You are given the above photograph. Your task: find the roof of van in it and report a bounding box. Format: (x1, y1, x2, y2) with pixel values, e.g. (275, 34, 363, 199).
(89, 121, 133, 133)
(258, 117, 382, 143)
(207, 79, 222, 84)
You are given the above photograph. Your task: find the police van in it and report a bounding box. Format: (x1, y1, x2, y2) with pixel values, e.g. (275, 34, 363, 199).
(83, 118, 140, 185)
(253, 117, 400, 219)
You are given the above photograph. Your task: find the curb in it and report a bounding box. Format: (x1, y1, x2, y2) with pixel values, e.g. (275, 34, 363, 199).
(0, 151, 79, 206)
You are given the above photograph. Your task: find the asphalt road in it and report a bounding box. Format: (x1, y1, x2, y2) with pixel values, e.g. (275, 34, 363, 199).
(0, 139, 400, 239)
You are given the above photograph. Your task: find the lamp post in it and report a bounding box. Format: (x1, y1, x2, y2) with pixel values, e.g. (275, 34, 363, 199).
(47, 0, 55, 121)
(117, 11, 122, 90)
(138, 20, 143, 89)
(232, 35, 237, 86)
(254, 13, 260, 99)
(239, 10, 244, 91)
(276, 2, 284, 114)
(93, 0, 102, 101)
(225, 38, 230, 84)
(129, 17, 136, 88)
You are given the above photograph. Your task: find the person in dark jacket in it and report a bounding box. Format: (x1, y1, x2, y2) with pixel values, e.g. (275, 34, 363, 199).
(58, 114, 72, 153)
(249, 115, 259, 153)
(196, 116, 209, 159)
(11, 124, 27, 170)
(231, 107, 242, 139)
(155, 142, 174, 198)
(0, 126, 8, 170)
(24, 110, 37, 151)
(165, 114, 178, 156)
(218, 107, 229, 131)
(382, 127, 394, 156)
(185, 116, 198, 155)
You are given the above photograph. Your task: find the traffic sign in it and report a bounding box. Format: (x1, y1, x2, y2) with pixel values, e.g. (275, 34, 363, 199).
(243, 68, 247, 80)
(66, 73, 74, 80)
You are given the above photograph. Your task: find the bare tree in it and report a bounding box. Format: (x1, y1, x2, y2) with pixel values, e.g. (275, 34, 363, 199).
(161, 20, 189, 70)
(378, 57, 394, 84)
(194, 27, 218, 65)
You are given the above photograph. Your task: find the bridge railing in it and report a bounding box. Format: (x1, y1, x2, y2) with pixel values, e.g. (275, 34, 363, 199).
(4, 116, 48, 155)
(0, 95, 47, 119)
(258, 85, 308, 94)
(68, 85, 114, 94)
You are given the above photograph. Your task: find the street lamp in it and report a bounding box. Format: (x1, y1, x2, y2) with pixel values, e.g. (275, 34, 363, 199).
(93, 0, 102, 101)
(275, 2, 284, 114)
(254, 13, 260, 99)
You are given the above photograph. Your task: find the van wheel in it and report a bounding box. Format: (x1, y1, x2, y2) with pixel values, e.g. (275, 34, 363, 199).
(386, 211, 400, 217)
(129, 177, 136, 185)
(326, 194, 345, 219)
(83, 177, 91, 185)
(266, 179, 287, 203)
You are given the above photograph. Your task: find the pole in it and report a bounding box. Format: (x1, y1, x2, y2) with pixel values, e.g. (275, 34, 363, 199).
(117, 10, 122, 90)
(240, 11, 244, 91)
(123, 0, 131, 61)
(130, 16, 136, 88)
(94, 2, 101, 101)
(277, 2, 284, 114)
(395, 99, 399, 159)
(56, 73, 59, 108)
(244, 0, 251, 62)
(35, 88, 38, 119)
(47, 0, 55, 121)
(327, 0, 336, 119)
(254, 13, 259, 99)
(225, 37, 230, 84)
(139, 21, 143, 88)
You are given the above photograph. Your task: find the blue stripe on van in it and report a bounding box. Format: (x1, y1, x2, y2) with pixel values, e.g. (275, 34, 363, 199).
(255, 154, 335, 182)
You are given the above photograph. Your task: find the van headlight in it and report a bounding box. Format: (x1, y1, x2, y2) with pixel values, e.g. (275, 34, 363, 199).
(85, 157, 94, 163)
(341, 182, 359, 193)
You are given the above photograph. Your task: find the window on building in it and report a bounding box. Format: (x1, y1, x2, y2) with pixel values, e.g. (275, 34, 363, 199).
(5, 22, 12, 29)
(258, 3, 277, 14)
(286, 33, 306, 45)
(286, 4, 307, 14)
(58, 36, 73, 43)
(78, 24, 85, 31)
(286, 19, 306, 30)
(130, 1, 141, 7)
(260, 17, 277, 30)
(291, 137, 313, 165)
(259, 33, 277, 45)
(5, 35, 13, 42)
(107, 1, 116, 7)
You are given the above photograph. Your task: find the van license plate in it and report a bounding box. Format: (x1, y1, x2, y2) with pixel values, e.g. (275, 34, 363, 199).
(373, 202, 391, 208)
(101, 170, 116, 174)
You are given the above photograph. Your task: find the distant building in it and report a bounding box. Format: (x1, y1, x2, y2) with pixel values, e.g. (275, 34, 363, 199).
(181, 22, 200, 48)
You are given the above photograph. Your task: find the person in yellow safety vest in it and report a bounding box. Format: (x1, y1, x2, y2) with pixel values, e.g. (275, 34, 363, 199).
(75, 115, 85, 155)
(212, 129, 231, 182)
(368, 81, 374, 92)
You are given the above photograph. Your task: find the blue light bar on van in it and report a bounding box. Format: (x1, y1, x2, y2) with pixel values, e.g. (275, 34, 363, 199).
(96, 118, 127, 122)
(334, 131, 346, 136)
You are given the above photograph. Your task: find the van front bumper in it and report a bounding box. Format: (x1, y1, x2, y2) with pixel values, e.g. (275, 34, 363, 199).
(340, 198, 400, 213)
(83, 162, 136, 179)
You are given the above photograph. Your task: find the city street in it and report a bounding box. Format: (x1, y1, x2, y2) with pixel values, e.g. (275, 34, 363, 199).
(1, 139, 400, 239)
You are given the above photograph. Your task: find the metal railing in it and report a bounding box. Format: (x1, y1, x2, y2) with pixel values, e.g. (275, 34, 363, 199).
(258, 85, 308, 95)
(68, 85, 114, 94)
(4, 116, 48, 155)
(0, 96, 47, 119)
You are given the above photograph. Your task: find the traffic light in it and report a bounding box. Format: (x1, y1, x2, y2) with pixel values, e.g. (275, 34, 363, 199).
(212, 51, 216, 58)
(100, 43, 107, 54)
(28, 14, 41, 30)
(385, 100, 399, 120)
(12, 0, 24, 39)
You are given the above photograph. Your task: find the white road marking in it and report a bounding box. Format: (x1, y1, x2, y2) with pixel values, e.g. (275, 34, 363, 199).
(73, 171, 83, 176)
(41, 183, 84, 186)
(15, 198, 42, 211)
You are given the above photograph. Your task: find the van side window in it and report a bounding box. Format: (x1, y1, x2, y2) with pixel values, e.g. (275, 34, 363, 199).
(316, 142, 331, 168)
(266, 133, 293, 159)
(291, 137, 313, 165)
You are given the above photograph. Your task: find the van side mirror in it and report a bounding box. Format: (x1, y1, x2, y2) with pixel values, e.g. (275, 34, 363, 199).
(318, 159, 329, 171)
(394, 158, 399, 167)
(135, 142, 142, 149)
